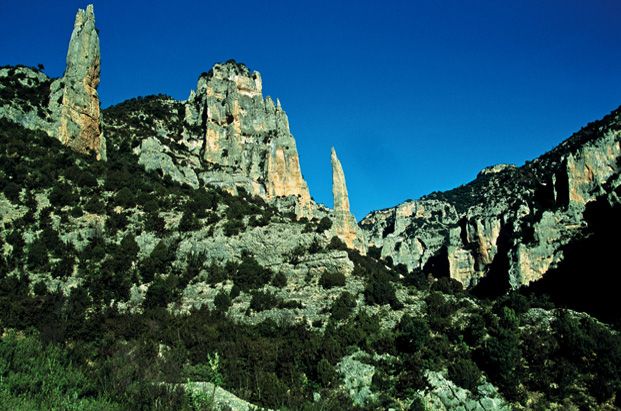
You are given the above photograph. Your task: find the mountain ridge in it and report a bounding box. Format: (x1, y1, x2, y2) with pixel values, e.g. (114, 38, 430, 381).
(0, 4, 620, 411)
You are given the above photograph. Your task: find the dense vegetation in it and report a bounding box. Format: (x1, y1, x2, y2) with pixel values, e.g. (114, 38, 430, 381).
(0, 94, 620, 410)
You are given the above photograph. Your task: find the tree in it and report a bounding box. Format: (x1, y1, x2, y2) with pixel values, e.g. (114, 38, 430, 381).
(2, 182, 20, 203)
(396, 314, 430, 353)
(448, 357, 482, 392)
(249, 291, 279, 312)
(364, 271, 400, 308)
(271, 272, 287, 288)
(178, 210, 200, 231)
(478, 307, 522, 400)
(319, 271, 346, 289)
(330, 291, 357, 321)
(316, 216, 332, 233)
(214, 290, 232, 312)
(232, 255, 271, 291)
(27, 238, 49, 271)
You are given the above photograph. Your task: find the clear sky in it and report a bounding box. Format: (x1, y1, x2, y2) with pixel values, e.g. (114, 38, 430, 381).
(1, 1, 620, 218)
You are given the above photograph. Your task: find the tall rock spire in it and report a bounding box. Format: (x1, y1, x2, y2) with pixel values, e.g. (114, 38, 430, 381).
(331, 147, 366, 253)
(186, 61, 311, 215)
(52, 4, 106, 160)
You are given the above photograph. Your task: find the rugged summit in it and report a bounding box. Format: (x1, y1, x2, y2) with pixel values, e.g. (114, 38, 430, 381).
(50, 4, 105, 160)
(183, 62, 311, 214)
(331, 148, 366, 253)
(361, 108, 621, 291)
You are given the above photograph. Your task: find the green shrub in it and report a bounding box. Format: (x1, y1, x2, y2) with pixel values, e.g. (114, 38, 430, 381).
(478, 307, 522, 401)
(327, 236, 347, 251)
(144, 275, 179, 308)
(179, 210, 200, 231)
(214, 290, 232, 312)
(2, 182, 20, 203)
(431, 277, 463, 294)
(249, 291, 279, 312)
(448, 357, 482, 392)
(232, 255, 272, 291)
(223, 218, 244, 236)
(364, 271, 400, 308)
(317, 358, 336, 386)
(316, 216, 332, 233)
(49, 183, 78, 207)
(0, 331, 121, 410)
(396, 314, 430, 353)
(114, 187, 135, 208)
(319, 271, 346, 289)
(331, 291, 357, 320)
(27, 238, 49, 271)
(271, 272, 287, 288)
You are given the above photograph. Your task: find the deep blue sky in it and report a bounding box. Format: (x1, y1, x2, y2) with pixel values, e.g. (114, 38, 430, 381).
(2, 1, 620, 218)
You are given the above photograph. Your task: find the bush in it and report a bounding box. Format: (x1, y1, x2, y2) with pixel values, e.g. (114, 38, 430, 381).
(448, 357, 482, 392)
(49, 183, 78, 207)
(319, 271, 346, 289)
(2, 182, 20, 203)
(478, 307, 522, 401)
(214, 290, 232, 312)
(84, 197, 105, 214)
(431, 277, 463, 294)
(317, 358, 336, 386)
(327, 236, 347, 251)
(114, 187, 135, 208)
(396, 314, 430, 353)
(144, 275, 179, 308)
(178, 210, 200, 231)
(364, 271, 400, 308)
(232, 255, 272, 291)
(0, 331, 121, 409)
(271, 272, 287, 288)
(223, 218, 244, 236)
(27, 238, 49, 271)
(316, 216, 332, 233)
(330, 291, 357, 320)
(249, 291, 279, 312)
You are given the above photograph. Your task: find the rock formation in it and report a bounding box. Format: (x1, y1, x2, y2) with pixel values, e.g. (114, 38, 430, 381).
(181, 61, 311, 216)
(0, 5, 106, 160)
(50, 4, 106, 160)
(331, 147, 366, 253)
(361, 108, 621, 289)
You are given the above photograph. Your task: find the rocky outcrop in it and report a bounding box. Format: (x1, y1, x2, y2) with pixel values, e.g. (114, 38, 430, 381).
(0, 66, 53, 133)
(361, 107, 621, 290)
(182, 62, 311, 216)
(50, 5, 106, 160)
(421, 370, 510, 411)
(0, 6, 105, 160)
(331, 148, 367, 253)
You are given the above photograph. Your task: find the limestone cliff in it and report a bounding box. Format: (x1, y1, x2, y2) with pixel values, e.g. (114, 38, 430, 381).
(50, 4, 106, 160)
(181, 61, 311, 216)
(331, 148, 367, 253)
(361, 107, 621, 290)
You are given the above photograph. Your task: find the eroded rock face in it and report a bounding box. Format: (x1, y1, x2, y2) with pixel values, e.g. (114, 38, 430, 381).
(184, 62, 311, 215)
(361, 109, 621, 290)
(51, 4, 106, 160)
(331, 148, 367, 253)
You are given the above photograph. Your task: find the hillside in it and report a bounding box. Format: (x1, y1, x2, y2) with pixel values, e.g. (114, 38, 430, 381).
(0, 4, 620, 411)
(361, 106, 621, 304)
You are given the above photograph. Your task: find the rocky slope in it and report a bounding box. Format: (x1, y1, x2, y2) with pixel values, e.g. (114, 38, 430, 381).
(361, 108, 621, 291)
(0, 4, 620, 411)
